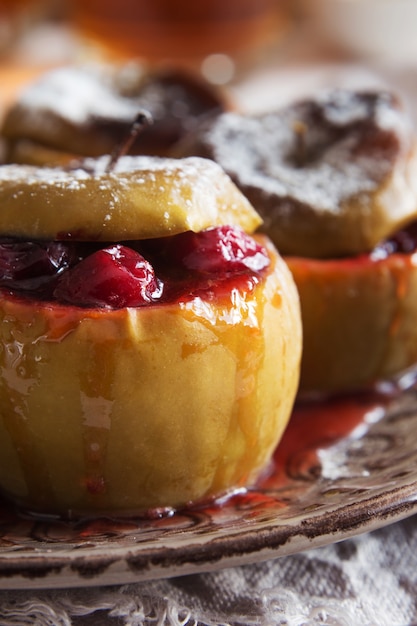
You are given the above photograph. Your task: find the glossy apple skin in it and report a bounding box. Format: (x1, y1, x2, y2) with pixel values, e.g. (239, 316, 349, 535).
(0, 237, 301, 517)
(287, 251, 417, 394)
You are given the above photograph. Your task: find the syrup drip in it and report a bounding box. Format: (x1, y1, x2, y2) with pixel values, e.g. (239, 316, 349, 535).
(0, 318, 55, 508)
(79, 341, 115, 500)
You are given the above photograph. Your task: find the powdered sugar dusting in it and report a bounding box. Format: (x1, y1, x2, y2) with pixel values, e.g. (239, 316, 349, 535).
(0, 155, 257, 240)
(18, 66, 139, 125)
(0, 155, 226, 188)
(199, 90, 410, 215)
(2, 64, 226, 160)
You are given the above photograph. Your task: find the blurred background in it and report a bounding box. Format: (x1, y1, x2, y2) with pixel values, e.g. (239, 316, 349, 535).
(0, 1, 290, 79)
(2, 0, 417, 109)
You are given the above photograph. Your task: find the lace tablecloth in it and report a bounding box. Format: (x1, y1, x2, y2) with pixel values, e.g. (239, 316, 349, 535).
(0, 514, 416, 626)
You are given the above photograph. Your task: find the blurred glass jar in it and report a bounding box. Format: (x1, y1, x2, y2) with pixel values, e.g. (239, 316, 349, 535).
(70, 0, 287, 82)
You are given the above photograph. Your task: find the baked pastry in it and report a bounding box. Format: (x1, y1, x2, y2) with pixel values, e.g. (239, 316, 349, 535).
(1, 63, 228, 166)
(178, 89, 417, 393)
(0, 155, 302, 517)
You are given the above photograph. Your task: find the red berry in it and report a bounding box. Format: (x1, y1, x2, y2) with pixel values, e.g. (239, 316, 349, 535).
(166, 226, 270, 275)
(54, 245, 162, 308)
(0, 240, 74, 290)
(372, 220, 417, 259)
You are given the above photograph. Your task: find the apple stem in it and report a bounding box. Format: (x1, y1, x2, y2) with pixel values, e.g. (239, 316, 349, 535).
(106, 111, 153, 172)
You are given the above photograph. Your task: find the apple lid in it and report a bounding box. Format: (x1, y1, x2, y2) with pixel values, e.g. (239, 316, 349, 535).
(0, 156, 262, 241)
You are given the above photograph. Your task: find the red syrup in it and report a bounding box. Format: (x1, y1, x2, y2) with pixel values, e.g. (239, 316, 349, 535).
(266, 391, 388, 486)
(0, 225, 269, 308)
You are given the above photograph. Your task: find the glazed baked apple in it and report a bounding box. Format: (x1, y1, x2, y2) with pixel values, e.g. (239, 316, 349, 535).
(0, 63, 228, 166)
(288, 227, 417, 392)
(178, 89, 417, 394)
(0, 155, 302, 517)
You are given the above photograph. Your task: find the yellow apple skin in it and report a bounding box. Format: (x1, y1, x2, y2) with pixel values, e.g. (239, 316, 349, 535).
(0, 156, 261, 241)
(287, 251, 417, 394)
(0, 238, 301, 517)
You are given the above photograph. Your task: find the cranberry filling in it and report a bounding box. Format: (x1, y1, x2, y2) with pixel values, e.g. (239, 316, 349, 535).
(0, 240, 77, 291)
(372, 221, 417, 259)
(54, 245, 162, 308)
(0, 226, 270, 309)
(159, 225, 270, 274)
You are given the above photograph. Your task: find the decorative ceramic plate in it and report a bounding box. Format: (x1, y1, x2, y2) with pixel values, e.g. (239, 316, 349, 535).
(1, 385, 417, 590)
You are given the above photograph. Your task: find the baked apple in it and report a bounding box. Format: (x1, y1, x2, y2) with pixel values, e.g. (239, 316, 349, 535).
(1, 63, 228, 166)
(287, 226, 417, 393)
(178, 89, 417, 394)
(0, 155, 302, 517)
